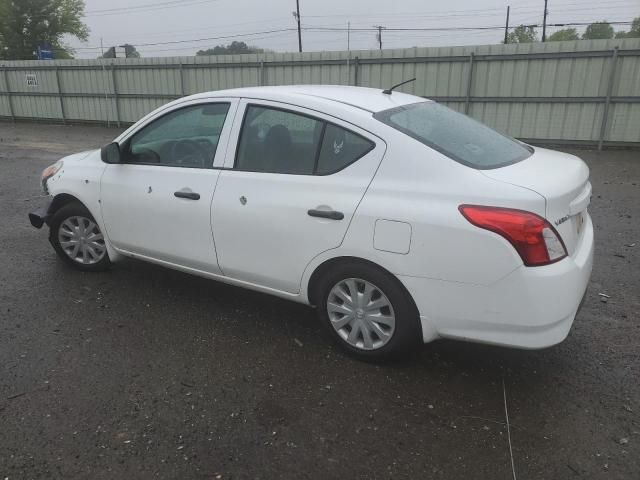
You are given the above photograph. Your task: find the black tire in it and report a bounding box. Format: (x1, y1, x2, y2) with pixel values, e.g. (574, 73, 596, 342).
(48, 202, 111, 272)
(314, 261, 422, 361)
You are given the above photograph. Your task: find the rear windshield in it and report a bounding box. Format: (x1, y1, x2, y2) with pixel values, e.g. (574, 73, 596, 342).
(374, 102, 532, 169)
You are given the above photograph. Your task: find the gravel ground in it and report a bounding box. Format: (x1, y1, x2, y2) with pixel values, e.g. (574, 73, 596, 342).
(0, 121, 638, 480)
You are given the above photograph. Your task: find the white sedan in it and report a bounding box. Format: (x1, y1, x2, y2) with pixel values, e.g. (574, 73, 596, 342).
(30, 85, 594, 360)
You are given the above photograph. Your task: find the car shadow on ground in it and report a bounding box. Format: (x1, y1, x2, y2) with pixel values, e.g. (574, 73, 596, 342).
(79, 255, 553, 374)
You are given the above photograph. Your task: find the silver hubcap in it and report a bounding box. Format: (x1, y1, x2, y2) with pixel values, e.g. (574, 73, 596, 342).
(58, 216, 106, 265)
(327, 278, 396, 350)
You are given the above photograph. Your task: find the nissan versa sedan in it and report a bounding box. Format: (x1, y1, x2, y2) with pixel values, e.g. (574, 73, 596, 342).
(29, 85, 594, 359)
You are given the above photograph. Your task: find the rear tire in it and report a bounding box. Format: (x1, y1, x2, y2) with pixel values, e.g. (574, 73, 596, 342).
(314, 261, 421, 361)
(49, 202, 111, 272)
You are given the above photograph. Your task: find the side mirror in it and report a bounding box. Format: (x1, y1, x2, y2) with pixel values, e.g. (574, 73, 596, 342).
(101, 142, 121, 164)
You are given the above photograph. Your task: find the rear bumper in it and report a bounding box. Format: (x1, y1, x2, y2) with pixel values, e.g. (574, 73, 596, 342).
(400, 213, 594, 349)
(28, 197, 53, 229)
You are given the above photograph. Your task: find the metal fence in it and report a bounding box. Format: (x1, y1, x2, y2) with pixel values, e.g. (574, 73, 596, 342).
(1, 38, 639, 147)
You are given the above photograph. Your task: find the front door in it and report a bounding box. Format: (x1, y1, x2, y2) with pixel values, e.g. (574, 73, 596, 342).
(212, 100, 385, 293)
(100, 100, 237, 274)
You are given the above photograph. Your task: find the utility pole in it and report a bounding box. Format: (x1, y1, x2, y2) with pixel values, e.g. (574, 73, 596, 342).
(374, 25, 385, 50)
(294, 0, 302, 52)
(347, 21, 351, 52)
(504, 6, 510, 44)
(542, 0, 548, 42)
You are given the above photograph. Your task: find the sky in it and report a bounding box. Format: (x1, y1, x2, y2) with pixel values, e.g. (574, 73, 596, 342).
(67, 0, 639, 58)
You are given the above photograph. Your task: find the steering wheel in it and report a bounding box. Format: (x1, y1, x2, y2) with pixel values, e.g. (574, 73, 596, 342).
(170, 139, 210, 167)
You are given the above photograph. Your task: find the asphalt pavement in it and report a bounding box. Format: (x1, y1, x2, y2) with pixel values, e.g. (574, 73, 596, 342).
(0, 122, 638, 479)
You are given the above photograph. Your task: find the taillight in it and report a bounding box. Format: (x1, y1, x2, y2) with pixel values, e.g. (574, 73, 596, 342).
(459, 205, 567, 266)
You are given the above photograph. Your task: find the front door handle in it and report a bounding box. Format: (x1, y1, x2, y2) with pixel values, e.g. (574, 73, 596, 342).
(308, 209, 344, 220)
(174, 191, 200, 200)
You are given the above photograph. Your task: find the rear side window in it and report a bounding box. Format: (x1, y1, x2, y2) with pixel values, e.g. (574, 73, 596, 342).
(374, 102, 532, 169)
(235, 105, 375, 175)
(236, 106, 323, 174)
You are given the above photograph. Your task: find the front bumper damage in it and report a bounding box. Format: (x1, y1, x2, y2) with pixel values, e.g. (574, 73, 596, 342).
(28, 197, 53, 229)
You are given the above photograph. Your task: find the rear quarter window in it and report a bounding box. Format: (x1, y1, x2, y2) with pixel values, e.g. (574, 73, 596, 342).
(316, 124, 374, 175)
(374, 102, 532, 169)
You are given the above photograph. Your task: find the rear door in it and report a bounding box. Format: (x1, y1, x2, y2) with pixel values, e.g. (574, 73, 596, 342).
(211, 99, 385, 293)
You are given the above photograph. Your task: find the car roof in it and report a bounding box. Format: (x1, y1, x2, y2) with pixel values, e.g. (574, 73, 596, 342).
(186, 85, 427, 113)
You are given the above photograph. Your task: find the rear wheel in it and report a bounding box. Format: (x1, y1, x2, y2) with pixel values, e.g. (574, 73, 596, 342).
(315, 261, 421, 360)
(49, 202, 111, 272)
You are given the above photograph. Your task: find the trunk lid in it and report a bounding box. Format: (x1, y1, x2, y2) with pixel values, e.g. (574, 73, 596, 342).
(481, 146, 591, 255)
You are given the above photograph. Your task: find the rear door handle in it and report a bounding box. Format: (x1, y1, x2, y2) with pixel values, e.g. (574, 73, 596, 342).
(308, 209, 344, 220)
(174, 191, 200, 200)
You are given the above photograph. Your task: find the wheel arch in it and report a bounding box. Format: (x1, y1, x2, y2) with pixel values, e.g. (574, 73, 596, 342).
(306, 255, 419, 316)
(47, 192, 122, 263)
(48, 193, 84, 217)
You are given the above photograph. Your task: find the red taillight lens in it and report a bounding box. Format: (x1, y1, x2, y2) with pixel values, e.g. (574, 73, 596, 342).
(459, 205, 567, 266)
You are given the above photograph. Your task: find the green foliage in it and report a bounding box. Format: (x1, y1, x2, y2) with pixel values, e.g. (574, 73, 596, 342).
(582, 21, 614, 40)
(548, 28, 580, 41)
(632, 17, 640, 37)
(505, 25, 538, 44)
(101, 44, 141, 59)
(0, 0, 88, 60)
(196, 41, 265, 56)
(614, 17, 640, 38)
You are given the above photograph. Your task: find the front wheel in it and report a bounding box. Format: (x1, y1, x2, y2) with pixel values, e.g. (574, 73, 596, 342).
(49, 202, 111, 272)
(315, 262, 422, 360)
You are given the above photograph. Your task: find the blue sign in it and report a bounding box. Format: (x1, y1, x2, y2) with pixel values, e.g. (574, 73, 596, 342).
(37, 45, 54, 60)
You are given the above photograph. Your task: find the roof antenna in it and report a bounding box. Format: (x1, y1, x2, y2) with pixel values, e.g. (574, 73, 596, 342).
(382, 77, 416, 95)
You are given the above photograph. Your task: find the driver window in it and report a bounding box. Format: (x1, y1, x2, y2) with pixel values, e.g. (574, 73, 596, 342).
(127, 103, 230, 168)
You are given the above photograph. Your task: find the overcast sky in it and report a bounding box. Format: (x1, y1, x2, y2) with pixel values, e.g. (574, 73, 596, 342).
(68, 0, 639, 58)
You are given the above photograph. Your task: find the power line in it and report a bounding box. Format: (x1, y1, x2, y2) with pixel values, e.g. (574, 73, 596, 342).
(301, 0, 636, 19)
(304, 21, 632, 32)
(128, 28, 298, 48)
(67, 20, 634, 53)
(85, 0, 218, 17)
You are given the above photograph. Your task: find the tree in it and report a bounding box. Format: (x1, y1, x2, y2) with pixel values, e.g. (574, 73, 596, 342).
(548, 28, 579, 41)
(631, 17, 640, 38)
(196, 41, 264, 56)
(505, 25, 538, 44)
(101, 44, 141, 59)
(614, 17, 640, 38)
(0, 0, 88, 60)
(582, 21, 614, 39)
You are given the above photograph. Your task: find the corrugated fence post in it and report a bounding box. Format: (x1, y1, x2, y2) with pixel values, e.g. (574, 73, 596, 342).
(179, 61, 186, 97)
(259, 60, 265, 86)
(465, 52, 475, 115)
(598, 46, 619, 151)
(111, 65, 121, 128)
(354, 56, 360, 86)
(54, 68, 66, 124)
(2, 67, 15, 122)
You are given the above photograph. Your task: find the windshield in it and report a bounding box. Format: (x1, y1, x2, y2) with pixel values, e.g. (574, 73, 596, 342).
(374, 102, 532, 169)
